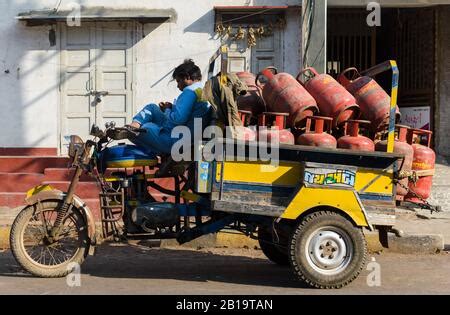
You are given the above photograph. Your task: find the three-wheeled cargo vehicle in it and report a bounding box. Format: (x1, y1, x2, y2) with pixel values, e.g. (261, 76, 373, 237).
(9, 58, 411, 289)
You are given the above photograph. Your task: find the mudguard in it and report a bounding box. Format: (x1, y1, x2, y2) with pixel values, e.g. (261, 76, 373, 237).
(281, 186, 372, 230)
(25, 186, 97, 245)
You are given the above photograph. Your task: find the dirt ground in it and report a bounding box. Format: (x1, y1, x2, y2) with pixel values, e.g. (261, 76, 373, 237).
(0, 243, 449, 295)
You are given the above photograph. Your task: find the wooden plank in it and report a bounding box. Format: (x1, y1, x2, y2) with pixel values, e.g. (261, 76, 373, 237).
(216, 188, 292, 207)
(212, 200, 285, 217)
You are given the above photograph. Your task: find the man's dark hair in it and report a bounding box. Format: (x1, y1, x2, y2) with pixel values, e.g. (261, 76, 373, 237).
(172, 59, 202, 81)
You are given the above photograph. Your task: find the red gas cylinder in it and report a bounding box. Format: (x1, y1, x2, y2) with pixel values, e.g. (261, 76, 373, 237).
(256, 67, 319, 128)
(296, 116, 337, 148)
(236, 110, 257, 141)
(375, 125, 414, 200)
(405, 128, 436, 203)
(258, 112, 295, 145)
(234, 126, 257, 141)
(236, 72, 266, 117)
(238, 110, 253, 126)
(297, 67, 360, 129)
(337, 120, 375, 151)
(338, 67, 401, 132)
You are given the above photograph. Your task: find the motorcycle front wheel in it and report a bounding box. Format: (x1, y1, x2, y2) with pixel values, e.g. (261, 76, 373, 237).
(10, 201, 89, 278)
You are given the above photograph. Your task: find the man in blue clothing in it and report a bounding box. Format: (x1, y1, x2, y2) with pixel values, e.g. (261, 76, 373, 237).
(128, 59, 211, 154)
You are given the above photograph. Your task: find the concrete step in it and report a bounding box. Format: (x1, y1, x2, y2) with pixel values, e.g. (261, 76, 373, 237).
(429, 185, 450, 211)
(0, 191, 100, 212)
(430, 161, 450, 186)
(0, 206, 22, 225)
(0, 156, 69, 173)
(44, 168, 96, 182)
(42, 181, 101, 199)
(0, 148, 57, 156)
(0, 196, 101, 221)
(84, 198, 101, 220)
(0, 173, 45, 192)
(0, 193, 27, 208)
(43, 168, 142, 182)
(431, 175, 450, 186)
(430, 185, 450, 195)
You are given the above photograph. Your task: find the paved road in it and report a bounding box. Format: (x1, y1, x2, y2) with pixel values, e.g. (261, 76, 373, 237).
(1, 243, 449, 295)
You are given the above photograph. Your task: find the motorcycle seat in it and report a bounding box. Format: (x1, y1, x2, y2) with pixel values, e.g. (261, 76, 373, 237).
(100, 144, 158, 170)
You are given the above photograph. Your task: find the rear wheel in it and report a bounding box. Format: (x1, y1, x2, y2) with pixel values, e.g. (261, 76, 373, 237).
(289, 211, 367, 289)
(258, 227, 289, 266)
(10, 201, 89, 278)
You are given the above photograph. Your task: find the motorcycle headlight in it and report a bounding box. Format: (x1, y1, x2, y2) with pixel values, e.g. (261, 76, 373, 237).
(68, 135, 84, 158)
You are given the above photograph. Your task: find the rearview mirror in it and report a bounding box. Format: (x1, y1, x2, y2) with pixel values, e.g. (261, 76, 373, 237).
(90, 124, 105, 137)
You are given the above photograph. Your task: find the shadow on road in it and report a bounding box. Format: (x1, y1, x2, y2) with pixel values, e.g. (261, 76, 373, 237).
(0, 243, 309, 289)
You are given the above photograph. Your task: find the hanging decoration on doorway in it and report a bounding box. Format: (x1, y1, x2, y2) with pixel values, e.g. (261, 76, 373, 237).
(226, 25, 233, 37)
(247, 27, 256, 47)
(215, 23, 225, 36)
(214, 17, 286, 49)
(256, 25, 265, 37)
(275, 17, 287, 29)
(264, 23, 274, 37)
(233, 26, 246, 40)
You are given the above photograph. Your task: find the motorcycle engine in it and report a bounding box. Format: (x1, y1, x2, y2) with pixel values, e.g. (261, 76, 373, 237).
(131, 202, 179, 232)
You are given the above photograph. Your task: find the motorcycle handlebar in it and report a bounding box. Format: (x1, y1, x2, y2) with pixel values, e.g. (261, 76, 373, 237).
(132, 128, 147, 133)
(90, 123, 147, 142)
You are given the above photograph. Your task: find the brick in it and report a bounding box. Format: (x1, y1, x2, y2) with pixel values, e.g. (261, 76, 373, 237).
(0, 173, 45, 192)
(0, 157, 69, 173)
(387, 234, 444, 254)
(41, 181, 101, 199)
(0, 193, 26, 208)
(43, 168, 96, 182)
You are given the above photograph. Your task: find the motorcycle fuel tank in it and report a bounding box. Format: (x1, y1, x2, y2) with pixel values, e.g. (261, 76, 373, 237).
(131, 202, 179, 230)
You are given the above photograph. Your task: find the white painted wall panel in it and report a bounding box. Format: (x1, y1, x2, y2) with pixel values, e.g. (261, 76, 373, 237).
(0, 0, 301, 149)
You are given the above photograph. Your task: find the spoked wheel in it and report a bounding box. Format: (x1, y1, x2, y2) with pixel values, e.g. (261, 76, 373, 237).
(10, 201, 89, 278)
(289, 211, 367, 289)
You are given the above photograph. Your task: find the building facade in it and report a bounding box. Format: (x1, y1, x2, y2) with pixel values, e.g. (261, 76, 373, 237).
(0, 0, 449, 157)
(0, 0, 303, 155)
(0, 0, 449, 209)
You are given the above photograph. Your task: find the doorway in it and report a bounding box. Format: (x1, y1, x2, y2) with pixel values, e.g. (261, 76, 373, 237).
(59, 22, 136, 154)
